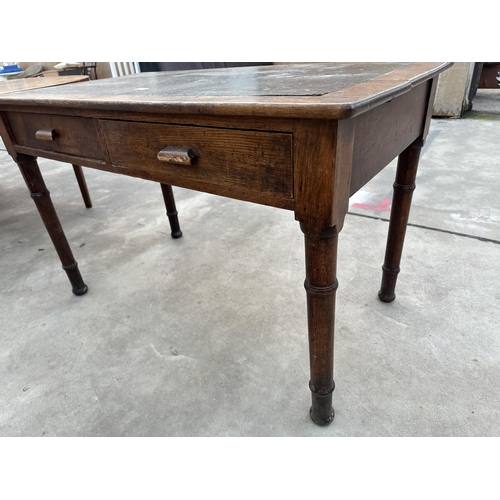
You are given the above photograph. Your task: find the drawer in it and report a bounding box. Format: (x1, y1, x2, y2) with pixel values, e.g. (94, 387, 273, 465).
(5, 112, 105, 160)
(100, 120, 293, 199)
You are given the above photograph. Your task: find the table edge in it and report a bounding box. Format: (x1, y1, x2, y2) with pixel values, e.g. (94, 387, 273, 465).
(0, 63, 452, 120)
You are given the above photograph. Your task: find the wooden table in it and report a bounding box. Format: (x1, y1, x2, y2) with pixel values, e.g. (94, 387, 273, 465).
(0, 63, 451, 425)
(0, 75, 93, 208)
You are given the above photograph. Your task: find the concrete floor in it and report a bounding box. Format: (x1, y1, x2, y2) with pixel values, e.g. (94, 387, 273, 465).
(1, 90, 499, 437)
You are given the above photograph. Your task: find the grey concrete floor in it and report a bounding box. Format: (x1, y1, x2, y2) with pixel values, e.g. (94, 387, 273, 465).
(1, 90, 499, 436)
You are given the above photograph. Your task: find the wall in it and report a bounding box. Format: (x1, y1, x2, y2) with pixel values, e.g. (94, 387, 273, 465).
(432, 63, 475, 117)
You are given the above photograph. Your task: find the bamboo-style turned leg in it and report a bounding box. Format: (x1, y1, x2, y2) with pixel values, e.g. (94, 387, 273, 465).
(17, 154, 88, 295)
(72, 164, 92, 208)
(160, 183, 182, 238)
(378, 141, 422, 303)
(302, 224, 338, 425)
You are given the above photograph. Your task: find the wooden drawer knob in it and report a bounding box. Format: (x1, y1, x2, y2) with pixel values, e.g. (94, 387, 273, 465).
(157, 147, 198, 165)
(35, 129, 57, 141)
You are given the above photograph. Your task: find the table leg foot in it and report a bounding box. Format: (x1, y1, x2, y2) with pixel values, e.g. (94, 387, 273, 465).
(167, 213, 183, 239)
(378, 266, 399, 302)
(310, 407, 335, 426)
(378, 290, 396, 303)
(310, 381, 335, 425)
(63, 262, 88, 295)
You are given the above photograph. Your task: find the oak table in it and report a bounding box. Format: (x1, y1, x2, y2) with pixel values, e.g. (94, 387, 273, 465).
(0, 63, 451, 425)
(0, 75, 93, 208)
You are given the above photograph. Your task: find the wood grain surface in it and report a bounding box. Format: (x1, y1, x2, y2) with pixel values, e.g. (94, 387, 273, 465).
(100, 119, 293, 199)
(0, 75, 89, 95)
(0, 63, 451, 119)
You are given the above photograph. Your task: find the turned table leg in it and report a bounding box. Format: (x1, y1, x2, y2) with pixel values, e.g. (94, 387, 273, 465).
(17, 154, 88, 295)
(378, 140, 422, 302)
(160, 183, 182, 238)
(72, 164, 92, 208)
(301, 224, 339, 425)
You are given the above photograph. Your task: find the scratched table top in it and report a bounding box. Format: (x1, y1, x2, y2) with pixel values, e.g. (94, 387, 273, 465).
(0, 63, 450, 119)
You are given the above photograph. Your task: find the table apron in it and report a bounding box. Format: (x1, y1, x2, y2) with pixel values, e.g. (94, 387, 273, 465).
(350, 80, 431, 195)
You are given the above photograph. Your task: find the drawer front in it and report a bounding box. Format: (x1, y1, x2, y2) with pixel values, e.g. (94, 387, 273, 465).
(100, 120, 293, 199)
(5, 112, 105, 160)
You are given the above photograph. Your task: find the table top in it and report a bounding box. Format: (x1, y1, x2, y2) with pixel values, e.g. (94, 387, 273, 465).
(0, 75, 89, 95)
(0, 63, 450, 120)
